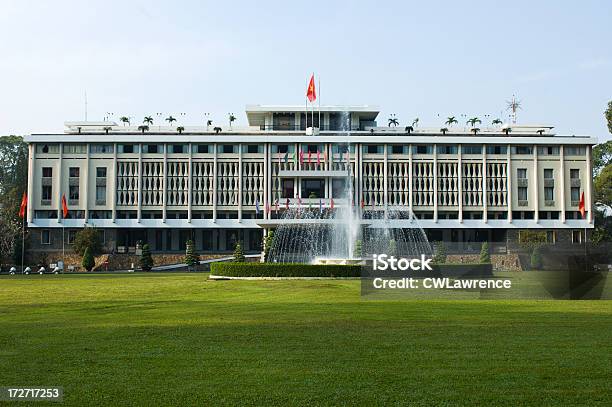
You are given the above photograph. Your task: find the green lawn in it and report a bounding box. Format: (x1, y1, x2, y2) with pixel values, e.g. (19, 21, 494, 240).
(0, 274, 611, 406)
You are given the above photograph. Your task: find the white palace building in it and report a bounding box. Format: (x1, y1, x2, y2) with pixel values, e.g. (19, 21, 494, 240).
(24, 105, 596, 255)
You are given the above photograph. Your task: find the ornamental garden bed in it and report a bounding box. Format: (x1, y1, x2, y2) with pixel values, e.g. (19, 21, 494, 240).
(210, 262, 361, 278)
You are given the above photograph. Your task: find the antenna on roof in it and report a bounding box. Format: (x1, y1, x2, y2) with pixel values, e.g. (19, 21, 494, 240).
(84, 90, 88, 121)
(506, 94, 521, 124)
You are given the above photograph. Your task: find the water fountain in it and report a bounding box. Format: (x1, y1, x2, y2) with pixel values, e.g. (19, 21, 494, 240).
(265, 111, 432, 264)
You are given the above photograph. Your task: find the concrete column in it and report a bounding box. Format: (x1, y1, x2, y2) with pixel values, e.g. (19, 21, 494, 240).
(57, 144, 63, 223)
(559, 145, 566, 223)
(162, 145, 167, 222)
(383, 144, 388, 217)
(482, 144, 487, 223)
(587, 145, 593, 224)
(111, 143, 117, 223)
(408, 144, 413, 214)
(188, 143, 193, 223)
(533, 145, 539, 223)
(506, 144, 512, 223)
(264, 143, 269, 220)
(213, 144, 218, 222)
(84, 143, 90, 221)
(238, 144, 242, 222)
(458, 144, 463, 223)
(137, 144, 142, 222)
(27, 144, 35, 223)
(433, 144, 438, 222)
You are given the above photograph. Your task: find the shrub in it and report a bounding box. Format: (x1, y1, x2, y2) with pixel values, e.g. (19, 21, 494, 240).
(184, 239, 199, 268)
(531, 246, 543, 270)
(518, 230, 547, 252)
(479, 242, 491, 263)
(263, 230, 274, 261)
(211, 262, 361, 278)
(233, 242, 246, 263)
(73, 227, 103, 257)
(139, 244, 154, 271)
(353, 239, 363, 258)
(433, 242, 447, 264)
(82, 247, 95, 271)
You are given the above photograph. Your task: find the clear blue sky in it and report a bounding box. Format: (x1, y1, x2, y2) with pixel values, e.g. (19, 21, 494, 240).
(1, 0, 610, 141)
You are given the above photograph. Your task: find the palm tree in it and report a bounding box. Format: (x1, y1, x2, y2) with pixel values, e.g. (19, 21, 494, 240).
(388, 114, 399, 127)
(206, 119, 213, 130)
(471, 128, 481, 135)
(404, 126, 414, 134)
(492, 118, 503, 125)
(143, 116, 153, 125)
(165, 115, 177, 126)
(138, 125, 149, 133)
(119, 116, 130, 126)
(228, 113, 236, 129)
(214, 126, 222, 134)
(536, 129, 545, 135)
(177, 126, 185, 134)
(503, 127, 512, 135)
(445, 116, 458, 126)
(412, 117, 419, 127)
(103, 126, 112, 134)
(440, 127, 449, 135)
(466, 117, 482, 127)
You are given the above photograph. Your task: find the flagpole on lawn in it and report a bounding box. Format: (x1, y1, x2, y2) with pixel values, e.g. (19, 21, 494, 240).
(318, 75, 321, 131)
(21, 215, 25, 273)
(311, 72, 315, 132)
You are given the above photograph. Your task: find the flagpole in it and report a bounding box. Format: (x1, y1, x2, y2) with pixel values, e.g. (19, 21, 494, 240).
(318, 75, 321, 130)
(312, 72, 315, 131)
(21, 216, 25, 273)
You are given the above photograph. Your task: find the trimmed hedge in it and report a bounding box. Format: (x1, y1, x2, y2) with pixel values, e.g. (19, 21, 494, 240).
(210, 262, 361, 278)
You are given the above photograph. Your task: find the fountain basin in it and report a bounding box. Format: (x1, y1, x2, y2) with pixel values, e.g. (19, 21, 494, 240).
(313, 257, 365, 266)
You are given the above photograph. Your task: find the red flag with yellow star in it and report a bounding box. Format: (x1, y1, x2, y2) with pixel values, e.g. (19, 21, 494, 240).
(306, 74, 316, 102)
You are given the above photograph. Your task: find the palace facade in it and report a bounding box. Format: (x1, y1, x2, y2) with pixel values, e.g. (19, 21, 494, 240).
(24, 105, 595, 255)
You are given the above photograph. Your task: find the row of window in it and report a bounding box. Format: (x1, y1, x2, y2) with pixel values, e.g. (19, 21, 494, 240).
(36, 143, 588, 157)
(41, 166, 107, 206)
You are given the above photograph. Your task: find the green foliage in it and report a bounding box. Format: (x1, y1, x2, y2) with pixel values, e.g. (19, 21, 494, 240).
(139, 244, 153, 271)
(594, 164, 612, 210)
(593, 140, 612, 175)
(211, 262, 361, 277)
(184, 240, 199, 267)
(479, 242, 491, 263)
(518, 231, 547, 252)
(73, 227, 102, 257)
(433, 242, 447, 264)
(530, 246, 543, 270)
(606, 101, 612, 135)
(263, 230, 274, 261)
(592, 208, 612, 243)
(233, 242, 246, 263)
(387, 239, 397, 257)
(81, 247, 95, 271)
(353, 239, 363, 258)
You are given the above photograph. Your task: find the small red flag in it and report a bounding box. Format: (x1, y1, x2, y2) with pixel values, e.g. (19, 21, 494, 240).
(578, 191, 586, 218)
(360, 198, 365, 209)
(306, 74, 316, 102)
(330, 198, 335, 209)
(19, 192, 27, 218)
(61, 193, 69, 218)
(308, 150, 312, 163)
(285, 198, 289, 209)
(299, 149, 304, 164)
(317, 151, 321, 165)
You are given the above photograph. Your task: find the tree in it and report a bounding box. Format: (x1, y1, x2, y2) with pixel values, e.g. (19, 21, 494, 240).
(165, 115, 177, 126)
(140, 244, 154, 271)
(73, 227, 102, 256)
(184, 239, 199, 269)
(404, 126, 414, 134)
(263, 230, 274, 261)
(206, 119, 213, 130)
(137, 125, 149, 133)
(214, 127, 222, 134)
(228, 113, 236, 128)
(119, 116, 130, 126)
(353, 239, 363, 258)
(233, 242, 246, 262)
(103, 126, 112, 134)
(445, 116, 458, 126)
(177, 126, 185, 134)
(388, 115, 399, 127)
(605, 100, 612, 135)
(0, 216, 20, 264)
(530, 246, 543, 270)
(492, 118, 503, 125)
(594, 164, 612, 210)
(479, 242, 491, 263)
(440, 127, 448, 135)
(593, 140, 612, 175)
(433, 242, 447, 264)
(471, 128, 480, 135)
(412, 117, 419, 127)
(143, 116, 153, 125)
(82, 247, 95, 271)
(467, 117, 481, 127)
